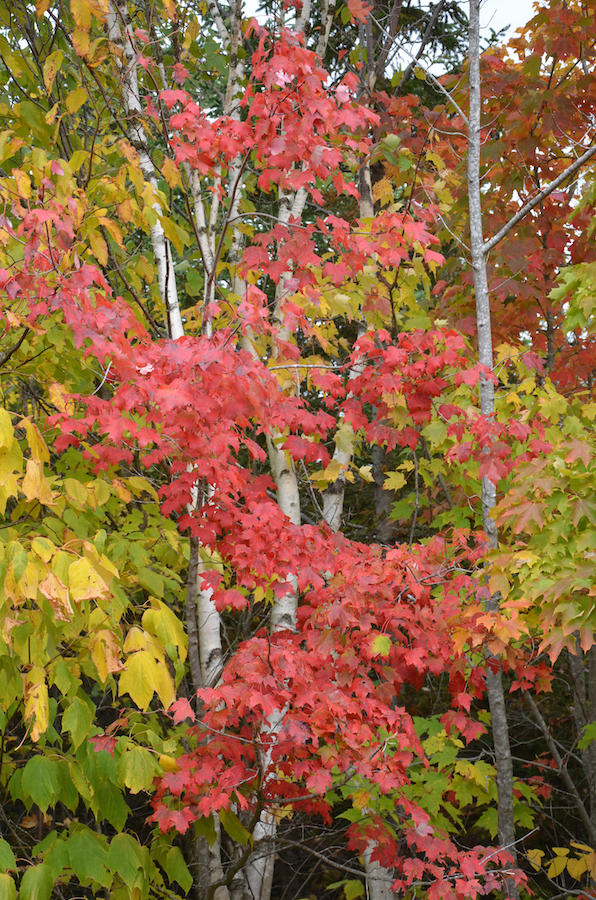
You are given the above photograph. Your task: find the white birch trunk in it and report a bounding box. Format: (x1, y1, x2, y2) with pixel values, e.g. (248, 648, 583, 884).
(467, 3, 518, 896)
(363, 846, 396, 900)
(106, 0, 184, 340)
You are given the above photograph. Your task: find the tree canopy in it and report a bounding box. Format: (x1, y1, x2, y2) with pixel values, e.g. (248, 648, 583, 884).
(0, 1, 595, 900)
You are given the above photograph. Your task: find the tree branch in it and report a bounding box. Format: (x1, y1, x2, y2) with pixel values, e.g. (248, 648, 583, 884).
(483, 141, 596, 255)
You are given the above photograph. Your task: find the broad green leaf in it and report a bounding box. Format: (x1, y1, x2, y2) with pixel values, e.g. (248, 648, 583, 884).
(0, 841, 15, 874)
(19, 865, 53, 900)
(0, 874, 15, 900)
(165, 847, 192, 893)
(219, 807, 251, 846)
(107, 834, 144, 888)
(21, 756, 60, 813)
(62, 697, 93, 749)
(117, 745, 159, 794)
(67, 828, 110, 887)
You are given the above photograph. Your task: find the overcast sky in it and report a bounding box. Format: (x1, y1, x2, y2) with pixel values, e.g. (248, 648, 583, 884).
(480, 0, 539, 38)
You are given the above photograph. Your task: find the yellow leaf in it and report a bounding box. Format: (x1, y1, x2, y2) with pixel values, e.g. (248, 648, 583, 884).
(153, 660, 175, 709)
(383, 471, 406, 491)
(12, 168, 31, 199)
(123, 626, 149, 653)
(0, 409, 13, 449)
(23, 667, 49, 741)
(45, 103, 60, 125)
(112, 478, 132, 502)
(39, 571, 73, 621)
(570, 841, 593, 852)
(71, 0, 91, 28)
(88, 230, 108, 266)
(119, 650, 159, 710)
(117, 198, 135, 224)
(22, 459, 55, 506)
(49, 383, 75, 415)
(547, 855, 568, 878)
(36, 0, 51, 15)
(90, 629, 124, 683)
(161, 156, 181, 188)
(31, 537, 53, 563)
(68, 556, 109, 602)
(128, 476, 159, 500)
(65, 87, 88, 114)
(23, 419, 50, 463)
(566, 856, 587, 880)
(159, 754, 181, 773)
(42, 50, 64, 94)
(143, 599, 188, 663)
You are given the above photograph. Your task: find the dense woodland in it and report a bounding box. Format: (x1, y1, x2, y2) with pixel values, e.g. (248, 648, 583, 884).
(0, 0, 595, 898)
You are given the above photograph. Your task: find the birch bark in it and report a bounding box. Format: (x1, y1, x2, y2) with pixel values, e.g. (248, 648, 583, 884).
(467, 3, 518, 896)
(107, 0, 184, 339)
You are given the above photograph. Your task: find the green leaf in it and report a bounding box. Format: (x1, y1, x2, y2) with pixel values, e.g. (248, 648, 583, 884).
(62, 697, 93, 749)
(67, 827, 110, 887)
(19, 865, 53, 900)
(165, 847, 192, 893)
(0, 841, 15, 874)
(0, 873, 15, 900)
(21, 756, 60, 813)
(117, 745, 159, 794)
(219, 807, 251, 846)
(107, 834, 144, 888)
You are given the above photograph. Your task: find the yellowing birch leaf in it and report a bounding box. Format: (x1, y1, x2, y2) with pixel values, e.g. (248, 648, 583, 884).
(71, 0, 91, 28)
(23, 667, 49, 741)
(65, 87, 88, 114)
(68, 556, 108, 601)
(39, 571, 73, 621)
(42, 50, 63, 93)
(119, 650, 159, 710)
(22, 459, 54, 506)
(88, 230, 108, 266)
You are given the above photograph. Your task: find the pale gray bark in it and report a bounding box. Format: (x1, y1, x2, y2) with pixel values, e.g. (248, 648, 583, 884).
(468, 3, 518, 896)
(107, 0, 183, 339)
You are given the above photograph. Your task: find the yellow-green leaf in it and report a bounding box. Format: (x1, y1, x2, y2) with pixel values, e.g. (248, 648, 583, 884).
(119, 650, 159, 710)
(65, 87, 88, 114)
(42, 50, 63, 94)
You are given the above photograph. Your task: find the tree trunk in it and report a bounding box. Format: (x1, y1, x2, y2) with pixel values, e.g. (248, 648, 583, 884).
(467, 2, 518, 895)
(106, 0, 183, 339)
